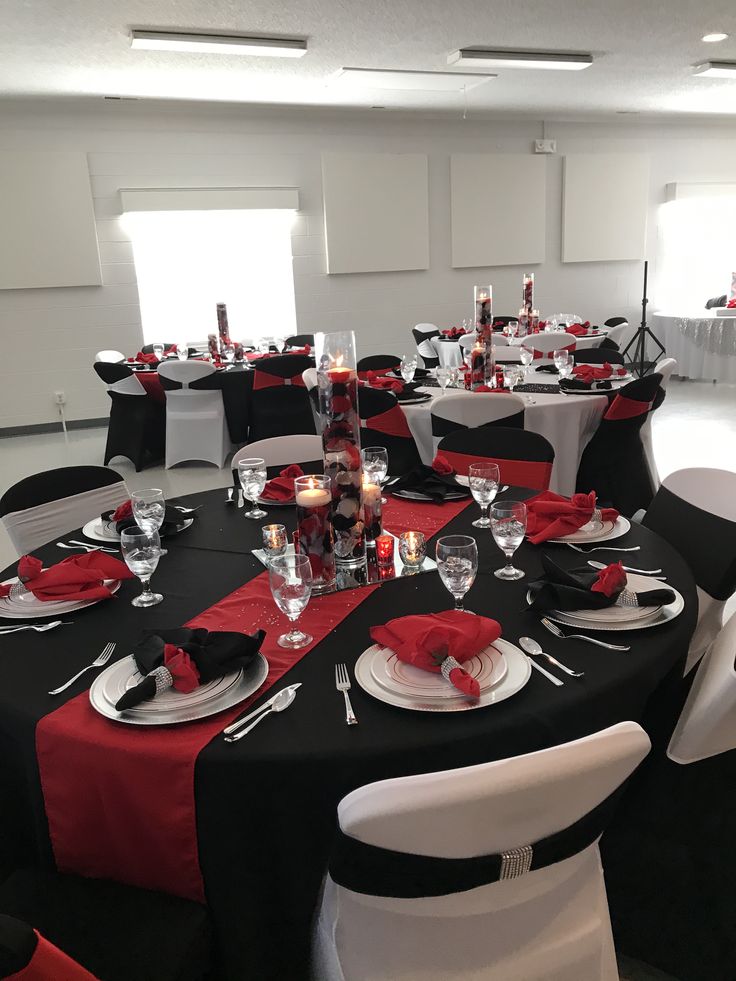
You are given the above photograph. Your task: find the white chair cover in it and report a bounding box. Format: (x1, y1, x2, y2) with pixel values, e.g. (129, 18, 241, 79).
(604, 324, 627, 347)
(158, 361, 229, 469)
(233, 435, 323, 469)
(2, 483, 129, 557)
(313, 721, 650, 981)
(458, 334, 477, 354)
(430, 393, 526, 455)
(640, 358, 677, 489)
(491, 334, 509, 347)
(526, 332, 577, 359)
(94, 350, 125, 364)
(668, 612, 736, 764)
(107, 373, 147, 396)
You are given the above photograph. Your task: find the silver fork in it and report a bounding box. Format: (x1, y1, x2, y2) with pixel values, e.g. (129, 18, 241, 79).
(335, 663, 357, 726)
(566, 544, 641, 554)
(541, 617, 631, 651)
(0, 620, 73, 635)
(58, 541, 119, 554)
(48, 642, 116, 695)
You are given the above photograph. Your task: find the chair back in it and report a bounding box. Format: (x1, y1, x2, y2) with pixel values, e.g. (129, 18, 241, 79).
(604, 324, 627, 347)
(491, 334, 509, 347)
(94, 350, 125, 364)
(0, 466, 128, 557)
(0, 914, 97, 980)
(459, 334, 478, 353)
(314, 723, 649, 981)
(233, 435, 323, 470)
(357, 355, 401, 376)
(141, 342, 176, 353)
(493, 316, 520, 327)
(438, 426, 554, 490)
(598, 338, 621, 353)
(358, 388, 421, 473)
(157, 360, 215, 388)
(93, 362, 147, 396)
(431, 393, 525, 453)
(284, 333, 315, 349)
(668, 612, 736, 764)
(653, 358, 677, 387)
(573, 350, 625, 366)
(249, 355, 316, 442)
(603, 317, 628, 328)
(527, 333, 577, 360)
(412, 325, 440, 369)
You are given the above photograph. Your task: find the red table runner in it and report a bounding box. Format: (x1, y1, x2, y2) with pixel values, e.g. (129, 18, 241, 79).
(35, 496, 470, 903)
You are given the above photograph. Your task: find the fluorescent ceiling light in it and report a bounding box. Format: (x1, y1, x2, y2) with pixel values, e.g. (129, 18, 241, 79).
(332, 67, 495, 92)
(701, 33, 729, 43)
(693, 60, 736, 77)
(130, 30, 307, 57)
(448, 48, 592, 71)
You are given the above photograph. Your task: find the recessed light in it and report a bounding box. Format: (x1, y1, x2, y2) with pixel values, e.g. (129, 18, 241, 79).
(130, 30, 308, 57)
(701, 32, 729, 43)
(331, 68, 495, 92)
(448, 48, 592, 71)
(693, 60, 736, 77)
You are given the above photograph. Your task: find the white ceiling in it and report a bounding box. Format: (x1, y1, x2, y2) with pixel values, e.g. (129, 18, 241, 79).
(1, 0, 735, 117)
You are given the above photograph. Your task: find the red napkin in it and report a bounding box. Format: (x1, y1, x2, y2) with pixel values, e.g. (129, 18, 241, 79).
(287, 345, 311, 355)
(370, 610, 502, 698)
(526, 490, 619, 545)
(366, 374, 403, 392)
(566, 322, 591, 337)
(475, 385, 510, 394)
(0, 553, 133, 602)
(261, 464, 303, 502)
(572, 362, 627, 384)
(431, 454, 454, 475)
(128, 352, 159, 365)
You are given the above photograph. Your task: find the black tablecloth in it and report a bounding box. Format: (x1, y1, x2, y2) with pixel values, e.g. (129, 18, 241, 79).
(0, 489, 698, 980)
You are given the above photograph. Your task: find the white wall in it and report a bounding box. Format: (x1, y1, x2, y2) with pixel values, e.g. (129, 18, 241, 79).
(1, 99, 735, 430)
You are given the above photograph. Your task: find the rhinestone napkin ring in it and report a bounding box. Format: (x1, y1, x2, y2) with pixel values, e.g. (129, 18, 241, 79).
(151, 665, 174, 695)
(440, 655, 463, 683)
(616, 589, 639, 608)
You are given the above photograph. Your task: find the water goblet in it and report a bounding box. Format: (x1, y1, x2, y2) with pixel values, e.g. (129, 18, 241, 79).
(436, 535, 478, 613)
(490, 501, 527, 580)
(121, 528, 163, 607)
(176, 343, 189, 361)
(503, 365, 521, 394)
(436, 367, 450, 392)
(131, 488, 165, 534)
(238, 458, 268, 519)
(258, 338, 270, 356)
(152, 343, 165, 361)
(519, 346, 534, 376)
(558, 360, 574, 381)
(269, 553, 313, 649)
(448, 366, 460, 389)
(469, 462, 499, 529)
(553, 349, 570, 373)
(400, 356, 417, 384)
(362, 446, 389, 503)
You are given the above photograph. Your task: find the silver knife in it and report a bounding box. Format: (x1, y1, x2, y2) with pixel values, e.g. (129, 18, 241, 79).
(237, 488, 244, 508)
(222, 683, 301, 736)
(526, 656, 564, 686)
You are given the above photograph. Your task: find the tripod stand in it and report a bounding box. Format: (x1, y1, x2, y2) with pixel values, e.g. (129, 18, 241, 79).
(623, 260, 665, 377)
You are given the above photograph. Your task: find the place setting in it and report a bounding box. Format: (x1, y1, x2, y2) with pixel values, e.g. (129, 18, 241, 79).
(82, 488, 197, 543)
(389, 453, 471, 502)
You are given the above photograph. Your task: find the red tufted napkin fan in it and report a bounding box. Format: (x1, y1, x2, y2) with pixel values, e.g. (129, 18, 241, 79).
(261, 464, 304, 502)
(0, 552, 133, 602)
(525, 490, 619, 545)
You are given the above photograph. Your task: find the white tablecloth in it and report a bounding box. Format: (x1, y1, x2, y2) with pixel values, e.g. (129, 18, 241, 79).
(403, 386, 608, 496)
(653, 313, 736, 383)
(430, 338, 465, 368)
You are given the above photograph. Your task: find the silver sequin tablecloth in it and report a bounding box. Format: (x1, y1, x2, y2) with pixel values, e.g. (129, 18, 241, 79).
(653, 312, 736, 383)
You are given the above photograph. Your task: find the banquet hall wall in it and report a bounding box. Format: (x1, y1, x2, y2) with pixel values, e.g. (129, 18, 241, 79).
(1, 99, 735, 431)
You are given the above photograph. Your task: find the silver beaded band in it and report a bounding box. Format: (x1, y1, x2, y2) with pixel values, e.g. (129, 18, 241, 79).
(151, 665, 174, 695)
(616, 589, 639, 608)
(440, 655, 462, 683)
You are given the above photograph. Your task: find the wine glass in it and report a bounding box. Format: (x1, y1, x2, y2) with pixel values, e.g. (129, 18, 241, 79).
(269, 553, 313, 649)
(468, 463, 499, 529)
(238, 458, 268, 519)
(436, 366, 450, 392)
(448, 366, 460, 389)
(362, 446, 389, 503)
(503, 365, 521, 394)
(131, 489, 165, 534)
(490, 501, 527, 580)
(558, 360, 574, 381)
(436, 535, 478, 613)
(222, 345, 235, 367)
(176, 343, 188, 361)
(152, 343, 165, 361)
(258, 338, 270, 356)
(400, 356, 417, 384)
(553, 349, 570, 373)
(519, 346, 534, 378)
(121, 528, 163, 607)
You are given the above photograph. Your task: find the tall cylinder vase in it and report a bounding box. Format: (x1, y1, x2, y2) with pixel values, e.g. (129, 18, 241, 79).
(315, 331, 366, 567)
(474, 285, 494, 386)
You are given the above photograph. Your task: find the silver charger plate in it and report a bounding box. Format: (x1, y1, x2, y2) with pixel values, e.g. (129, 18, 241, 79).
(370, 644, 508, 700)
(549, 515, 631, 544)
(82, 516, 194, 543)
(354, 639, 531, 712)
(0, 578, 121, 620)
(89, 652, 269, 725)
(392, 488, 469, 502)
(256, 497, 295, 507)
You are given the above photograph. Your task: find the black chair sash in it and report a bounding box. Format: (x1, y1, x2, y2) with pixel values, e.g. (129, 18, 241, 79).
(329, 787, 624, 898)
(604, 317, 627, 328)
(284, 333, 315, 349)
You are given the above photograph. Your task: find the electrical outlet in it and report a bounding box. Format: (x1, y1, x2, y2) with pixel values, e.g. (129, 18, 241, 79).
(534, 139, 557, 154)
(54, 391, 66, 405)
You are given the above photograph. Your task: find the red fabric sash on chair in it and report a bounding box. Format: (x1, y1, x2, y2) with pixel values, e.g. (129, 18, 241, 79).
(360, 405, 412, 439)
(604, 395, 653, 422)
(440, 450, 553, 490)
(252, 370, 307, 391)
(533, 342, 576, 361)
(6, 931, 99, 981)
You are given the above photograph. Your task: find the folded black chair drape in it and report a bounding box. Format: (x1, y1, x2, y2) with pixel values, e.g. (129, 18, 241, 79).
(93, 363, 165, 471)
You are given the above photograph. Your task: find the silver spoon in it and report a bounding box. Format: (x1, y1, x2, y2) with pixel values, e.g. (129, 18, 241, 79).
(520, 636, 584, 678)
(0, 620, 73, 635)
(224, 687, 298, 742)
(540, 617, 630, 651)
(566, 544, 641, 554)
(587, 559, 665, 578)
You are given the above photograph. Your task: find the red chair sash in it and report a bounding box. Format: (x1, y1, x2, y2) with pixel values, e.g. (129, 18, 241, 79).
(360, 405, 412, 439)
(533, 342, 576, 361)
(252, 370, 307, 391)
(7, 932, 99, 980)
(604, 395, 653, 422)
(440, 450, 553, 491)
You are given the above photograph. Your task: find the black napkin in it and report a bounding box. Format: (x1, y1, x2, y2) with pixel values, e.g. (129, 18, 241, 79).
(528, 555, 675, 613)
(390, 465, 470, 504)
(535, 363, 559, 374)
(115, 627, 266, 711)
(101, 503, 193, 537)
(559, 378, 613, 393)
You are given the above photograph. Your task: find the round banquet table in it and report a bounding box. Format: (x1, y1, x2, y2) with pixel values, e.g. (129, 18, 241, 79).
(0, 488, 696, 981)
(402, 382, 610, 496)
(653, 312, 736, 383)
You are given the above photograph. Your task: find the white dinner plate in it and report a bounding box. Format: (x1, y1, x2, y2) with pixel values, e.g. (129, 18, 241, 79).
(82, 516, 194, 542)
(90, 652, 269, 725)
(549, 515, 631, 544)
(0, 577, 121, 619)
(370, 644, 508, 700)
(535, 574, 684, 633)
(392, 489, 469, 502)
(256, 496, 295, 507)
(354, 639, 530, 712)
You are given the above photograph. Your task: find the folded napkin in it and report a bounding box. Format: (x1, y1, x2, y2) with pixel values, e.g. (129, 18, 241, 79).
(573, 363, 628, 385)
(565, 323, 591, 337)
(535, 363, 559, 375)
(370, 610, 501, 697)
(366, 374, 403, 392)
(559, 377, 613, 393)
(0, 552, 133, 603)
(527, 555, 675, 613)
(526, 491, 619, 545)
(101, 500, 191, 537)
(114, 626, 266, 711)
(261, 464, 303, 502)
(389, 455, 468, 503)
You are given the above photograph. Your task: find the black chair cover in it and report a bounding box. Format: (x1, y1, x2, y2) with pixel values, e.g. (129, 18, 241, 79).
(249, 354, 316, 442)
(576, 374, 663, 516)
(598, 338, 621, 352)
(284, 333, 315, 349)
(431, 405, 524, 441)
(573, 349, 626, 366)
(604, 317, 628, 328)
(437, 427, 555, 490)
(411, 328, 440, 370)
(357, 355, 402, 373)
(93, 365, 165, 471)
(357, 387, 421, 474)
(0, 466, 124, 518)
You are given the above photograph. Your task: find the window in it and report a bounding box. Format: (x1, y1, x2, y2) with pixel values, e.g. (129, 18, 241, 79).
(124, 209, 298, 345)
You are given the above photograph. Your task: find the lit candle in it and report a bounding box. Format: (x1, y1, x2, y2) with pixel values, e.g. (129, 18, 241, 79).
(375, 534, 394, 566)
(262, 524, 287, 557)
(294, 474, 336, 593)
(362, 480, 382, 542)
(295, 481, 331, 508)
(399, 531, 426, 568)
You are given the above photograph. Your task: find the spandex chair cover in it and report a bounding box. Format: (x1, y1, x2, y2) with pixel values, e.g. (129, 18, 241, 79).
(0, 467, 128, 557)
(93, 363, 165, 471)
(357, 388, 421, 474)
(284, 333, 315, 350)
(313, 722, 650, 981)
(643, 468, 736, 674)
(430, 393, 525, 455)
(93, 350, 125, 364)
(526, 332, 577, 361)
(249, 355, 315, 442)
(458, 334, 479, 355)
(357, 355, 401, 376)
(604, 324, 627, 348)
(575, 374, 663, 517)
(573, 350, 626, 366)
(437, 426, 554, 489)
(412, 325, 440, 369)
(640, 359, 677, 489)
(158, 361, 229, 469)
(0, 915, 98, 980)
(232, 435, 323, 470)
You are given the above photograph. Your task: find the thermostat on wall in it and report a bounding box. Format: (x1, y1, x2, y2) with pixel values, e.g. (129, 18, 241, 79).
(534, 139, 557, 154)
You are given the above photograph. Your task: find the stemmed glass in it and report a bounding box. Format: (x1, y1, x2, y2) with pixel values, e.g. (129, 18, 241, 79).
(436, 535, 478, 613)
(519, 346, 534, 379)
(400, 356, 417, 384)
(448, 366, 460, 389)
(468, 462, 500, 529)
(121, 528, 163, 607)
(362, 446, 389, 504)
(131, 489, 165, 534)
(503, 365, 523, 394)
(176, 343, 189, 361)
(553, 349, 570, 374)
(222, 345, 235, 367)
(152, 343, 165, 361)
(558, 359, 574, 381)
(238, 458, 268, 519)
(269, 553, 313, 649)
(436, 366, 450, 392)
(490, 501, 527, 580)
